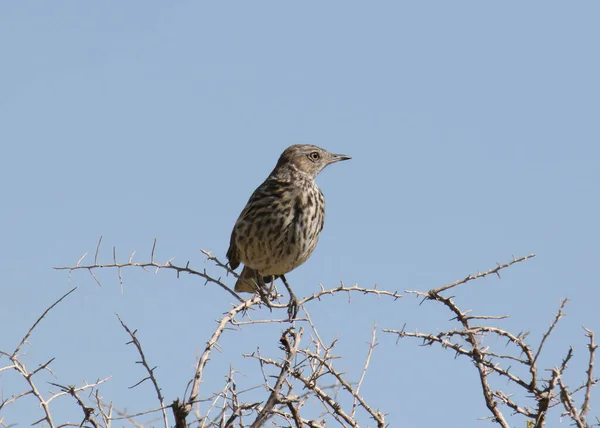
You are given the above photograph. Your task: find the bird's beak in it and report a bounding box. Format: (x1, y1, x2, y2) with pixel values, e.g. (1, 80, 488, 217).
(329, 153, 352, 164)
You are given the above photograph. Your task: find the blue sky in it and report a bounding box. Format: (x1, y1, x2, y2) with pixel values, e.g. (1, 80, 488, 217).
(1, 2, 599, 427)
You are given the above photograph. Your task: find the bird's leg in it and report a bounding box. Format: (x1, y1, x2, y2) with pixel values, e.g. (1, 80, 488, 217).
(267, 276, 277, 300)
(255, 273, 273, 312)
(280, 274, 298, 320)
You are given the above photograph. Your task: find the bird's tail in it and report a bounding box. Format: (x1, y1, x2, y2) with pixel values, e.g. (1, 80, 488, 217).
(234, 266, 259, 293)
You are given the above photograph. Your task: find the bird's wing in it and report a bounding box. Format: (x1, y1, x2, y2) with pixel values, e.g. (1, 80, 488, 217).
(226, 227, 240, 270)
(227, 179, 277, 269)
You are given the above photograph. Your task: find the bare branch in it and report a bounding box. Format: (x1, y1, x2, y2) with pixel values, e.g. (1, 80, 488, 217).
(116, 314, 169, 428)
(299, 282, 402, 306)
(248, 353, 360, 427)
(15, 246, 592, 428)
(558, 375, 586, 428)
(12, 287, 77, 357)
(47, 381, 109, 428)
(55, 240, 243, 302)
(298, 349, 386, 427)
(9, 358, 55, 428)
(578, 327, 597, 424)
(352, 323, 377, 420)
(46, 377, 111, 406)
(171, 296, 263, 427)
(533, 299, 568, 366)
(407, 254, 535, 296)
(251, 327, 303, 427)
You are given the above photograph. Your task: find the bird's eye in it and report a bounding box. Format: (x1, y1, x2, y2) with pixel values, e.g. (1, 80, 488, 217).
(308, 151, 320, 161)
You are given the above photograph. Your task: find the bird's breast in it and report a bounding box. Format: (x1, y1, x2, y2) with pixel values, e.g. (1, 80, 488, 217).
(234, 182, 325, 276)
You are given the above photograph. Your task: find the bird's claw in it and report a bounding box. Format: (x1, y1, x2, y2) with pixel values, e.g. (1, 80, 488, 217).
(287, 295, 299, 321)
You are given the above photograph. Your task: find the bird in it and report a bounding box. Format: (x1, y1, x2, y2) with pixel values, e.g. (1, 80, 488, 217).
(226, 144, 351, 317)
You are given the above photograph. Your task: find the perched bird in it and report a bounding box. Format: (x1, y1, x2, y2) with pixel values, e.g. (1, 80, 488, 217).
(227, 144, 351, 316)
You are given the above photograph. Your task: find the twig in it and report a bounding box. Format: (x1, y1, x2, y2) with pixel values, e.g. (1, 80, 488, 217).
(248, 354, 360, 427)
(2, 288, 79, 428)
(173, 296, 263, 427)
(422, 254, 535, 295)
(298, 349, 385, 427)
(580, 328, 597, 422)
(12, 288, 77, 357)
(351, 323, 377, 420)
(55, 240, 243, 302)
(533, 299, 568, 366)
(251, 328, 303, 427)
(116, 314, 169, 428)
(558, 375, 585, 428)
(47, 381, 109, 428)
(299, 283, 402, 306)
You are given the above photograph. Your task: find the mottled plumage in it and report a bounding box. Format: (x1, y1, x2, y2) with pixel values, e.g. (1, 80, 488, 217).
(227, 144, 350, 294)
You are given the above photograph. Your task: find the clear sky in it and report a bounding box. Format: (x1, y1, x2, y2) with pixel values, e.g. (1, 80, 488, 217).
(1, 2, 599, 427)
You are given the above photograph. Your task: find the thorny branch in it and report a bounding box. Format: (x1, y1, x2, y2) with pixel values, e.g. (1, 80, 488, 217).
(54, 236, 244, 302)
(0, 287, 108, 428)
(385, 254, 598, 428)
(116, 314, 169, 428)
(12, 287, 77, 358)
(581, 328, 597, 420)
(5, 242, 594, 427)
(251, 328, 303, 428)
(47, 239, 404, 427)
(186, 296, 263, 410)
(352, 323, 377, 420)
(423, 254, 536, 295)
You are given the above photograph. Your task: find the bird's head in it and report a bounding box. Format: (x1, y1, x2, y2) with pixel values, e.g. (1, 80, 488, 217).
(273, 144, 351, 179)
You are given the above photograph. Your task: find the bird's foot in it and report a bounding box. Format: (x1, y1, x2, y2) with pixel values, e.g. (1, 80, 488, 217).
(279, 274, 299, 321)
(287, 293, 299, 321)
